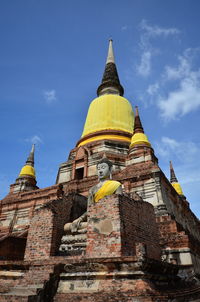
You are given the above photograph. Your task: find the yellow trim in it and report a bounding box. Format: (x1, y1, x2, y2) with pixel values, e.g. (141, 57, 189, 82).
(78, 134, 131, 147)
(172, 183, 183, 195)
(19, 165, 36, 178)
(130, 133, 151, 148)
(81, 94, 134, 138)
(94, 180, 121, 202)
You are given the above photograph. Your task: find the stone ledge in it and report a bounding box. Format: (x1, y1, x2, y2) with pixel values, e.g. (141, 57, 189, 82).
(0, 271, 24, 278)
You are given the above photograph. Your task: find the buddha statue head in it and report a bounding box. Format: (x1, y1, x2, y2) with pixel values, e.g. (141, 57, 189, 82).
(97, 158, 113, 180)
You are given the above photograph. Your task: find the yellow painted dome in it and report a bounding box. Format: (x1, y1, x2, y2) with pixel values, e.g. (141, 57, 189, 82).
(19, 165, 36, 179)
(172, 183, 183, 195)
(130, 133, 151, 148)
(80, 94, 134, 145)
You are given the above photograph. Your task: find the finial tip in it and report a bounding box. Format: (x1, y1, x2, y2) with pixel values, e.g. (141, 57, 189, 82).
(135, 106, 139, 116)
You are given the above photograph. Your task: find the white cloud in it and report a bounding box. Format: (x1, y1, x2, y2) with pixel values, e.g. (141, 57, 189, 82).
(164, 56, 191, 80)
(147, 82, 160, 96)
(43, 89, 57, 104)
(157, 51, 200, 120)
(25, 135, 43, 145)
(137, 20, 180, 77)
(140, 19, 180, 37)
(158, 79, 200, 120)
(155, 136, 199, 163)
(137, 51, 152, 76)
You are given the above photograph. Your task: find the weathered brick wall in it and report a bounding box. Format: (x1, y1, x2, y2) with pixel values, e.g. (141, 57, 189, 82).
(0, 259, 64, 301)
(0, 185, 64, 240)
(119, 196, 161, 260)
(54, 291, 165, 302)
(159, 174, 200, 243)
(157, 215, 189, 249)
(86, 195, 161, 260)
(86, 195, 122, 258)
(56, 274, 196, 302)
(24, 198, 71, 260)
(1, 257, 200, 302)
(20, 264, 54, 286)
(156, 214, 200, 270)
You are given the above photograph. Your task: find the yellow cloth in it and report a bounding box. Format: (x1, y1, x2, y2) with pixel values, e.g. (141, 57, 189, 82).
(94, 180, 121, 202)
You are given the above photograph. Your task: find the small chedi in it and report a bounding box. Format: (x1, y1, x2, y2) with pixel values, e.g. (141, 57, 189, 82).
(1, 40, 200, 301)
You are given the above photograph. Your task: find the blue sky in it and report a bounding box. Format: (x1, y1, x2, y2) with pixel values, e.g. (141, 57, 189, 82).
(1, 0, 200, 217)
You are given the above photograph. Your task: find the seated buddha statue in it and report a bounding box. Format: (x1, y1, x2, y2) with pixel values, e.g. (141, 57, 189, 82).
(64, 158, 122, 234)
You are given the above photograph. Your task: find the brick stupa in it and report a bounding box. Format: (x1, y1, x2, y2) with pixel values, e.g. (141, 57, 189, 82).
(1, 40, 200, 301)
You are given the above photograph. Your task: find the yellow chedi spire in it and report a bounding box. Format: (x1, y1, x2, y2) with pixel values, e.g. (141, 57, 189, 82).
(77, 40, 134, 147)
(130, 106, 151, 148)
(13, 144, 38, 193)
(19, 144, 36, 179)
(170, 161, 184, 196)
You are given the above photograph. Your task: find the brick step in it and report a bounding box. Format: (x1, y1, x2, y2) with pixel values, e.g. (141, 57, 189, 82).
(2, 284, 43, 296)
(0, 270, 25, 279)
(0, 295, 30, 302)
(0, 270, 26, 295)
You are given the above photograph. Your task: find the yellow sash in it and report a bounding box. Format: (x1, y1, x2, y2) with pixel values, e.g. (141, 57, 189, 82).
(94, 180, 121, 202)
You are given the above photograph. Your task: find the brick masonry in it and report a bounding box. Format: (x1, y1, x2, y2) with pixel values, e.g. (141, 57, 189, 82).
(86, 195, 161, 260)
(0, 133, 200, 302)
(24, 198, 71, 260)
(4, 192, 198, 301)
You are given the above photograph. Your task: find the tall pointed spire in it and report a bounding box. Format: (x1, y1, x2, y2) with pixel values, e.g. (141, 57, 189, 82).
(130, 106, 151, 148)
(170, 161, 178, 183)
(169, 161, 184, 196)
(97, 39, 124, 96)
(134, 106, 144, 134)
(26, 144, 35, 167)
(106, 39, 115, 64)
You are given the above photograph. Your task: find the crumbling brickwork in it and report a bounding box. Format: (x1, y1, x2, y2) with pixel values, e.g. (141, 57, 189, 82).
(24, 198, 71, 260)
(86, 195, 161, 260)
(119, 195, 161, 259)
